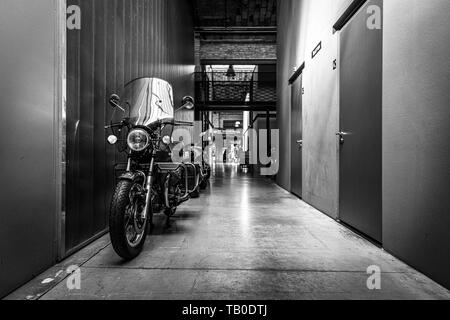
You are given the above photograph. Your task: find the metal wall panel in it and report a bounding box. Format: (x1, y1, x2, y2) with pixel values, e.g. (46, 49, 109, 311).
(65, 0, 195, 254)
(0, 0, 63, 297)
(383, 0, 450, 289)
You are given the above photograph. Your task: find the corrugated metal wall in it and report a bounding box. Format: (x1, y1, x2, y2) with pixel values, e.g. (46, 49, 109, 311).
(65, 0, 195, 254)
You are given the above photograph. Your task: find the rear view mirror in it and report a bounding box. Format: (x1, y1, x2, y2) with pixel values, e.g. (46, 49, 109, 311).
(180, 96, 195, 111)
(109, 94, 125, 112)
(110, 94, 120, 105)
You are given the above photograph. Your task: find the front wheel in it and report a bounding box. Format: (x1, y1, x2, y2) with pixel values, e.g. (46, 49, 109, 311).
(110, 180, 149, 260)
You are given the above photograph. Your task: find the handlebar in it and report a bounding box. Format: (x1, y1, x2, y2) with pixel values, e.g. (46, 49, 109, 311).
(105, 121, 126, 130)
(105, 119, 193, 131)
(161, 120, 194, 127)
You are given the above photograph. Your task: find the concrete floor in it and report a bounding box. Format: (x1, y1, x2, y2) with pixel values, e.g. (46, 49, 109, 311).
(7, 165, 450, 300)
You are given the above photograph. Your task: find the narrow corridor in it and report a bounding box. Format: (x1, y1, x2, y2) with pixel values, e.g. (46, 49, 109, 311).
(8, 165, 449, 300)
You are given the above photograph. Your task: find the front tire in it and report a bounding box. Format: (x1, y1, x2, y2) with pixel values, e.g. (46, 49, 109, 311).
(110, 180, 148, 261)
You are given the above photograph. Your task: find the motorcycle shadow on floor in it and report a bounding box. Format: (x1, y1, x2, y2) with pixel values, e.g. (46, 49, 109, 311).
(149, 210, 202, 236)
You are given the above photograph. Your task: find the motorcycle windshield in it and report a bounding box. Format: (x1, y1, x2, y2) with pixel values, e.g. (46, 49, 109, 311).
(122, 77, 174, 126)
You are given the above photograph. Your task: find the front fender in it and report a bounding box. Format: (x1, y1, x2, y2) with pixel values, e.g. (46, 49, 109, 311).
(118, 171, 146, 185)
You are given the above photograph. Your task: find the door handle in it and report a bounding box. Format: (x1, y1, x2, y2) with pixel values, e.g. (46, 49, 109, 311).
(336, 132, 349, 144)
(296, 140, 303, 147)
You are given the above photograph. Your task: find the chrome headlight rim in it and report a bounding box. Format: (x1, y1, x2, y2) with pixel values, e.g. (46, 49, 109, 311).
(127, 129, 150, 152)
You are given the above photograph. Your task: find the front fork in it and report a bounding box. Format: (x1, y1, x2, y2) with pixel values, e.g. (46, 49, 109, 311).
(142, 157, 155, 221)
(125, 154, 155, 222)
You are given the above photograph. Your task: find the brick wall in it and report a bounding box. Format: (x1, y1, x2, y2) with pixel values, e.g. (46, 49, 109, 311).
(200, 42, 276, 61)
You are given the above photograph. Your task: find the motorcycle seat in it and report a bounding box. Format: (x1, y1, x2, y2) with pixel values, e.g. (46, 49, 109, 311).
(155, 163, 183, 173)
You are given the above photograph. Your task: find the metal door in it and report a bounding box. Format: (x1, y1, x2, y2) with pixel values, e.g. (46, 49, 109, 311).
(291, 76, 303, 198)
(339, 0, 383, 243)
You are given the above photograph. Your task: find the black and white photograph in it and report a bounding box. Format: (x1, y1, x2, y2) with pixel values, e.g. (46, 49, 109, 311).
(0, 0, 449, 309)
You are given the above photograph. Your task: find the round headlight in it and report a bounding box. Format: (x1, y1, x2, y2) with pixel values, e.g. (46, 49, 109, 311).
(127, 129, 150, 152)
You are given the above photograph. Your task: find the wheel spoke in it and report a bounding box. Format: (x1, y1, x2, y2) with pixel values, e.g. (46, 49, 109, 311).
(124, 207, 133, 227)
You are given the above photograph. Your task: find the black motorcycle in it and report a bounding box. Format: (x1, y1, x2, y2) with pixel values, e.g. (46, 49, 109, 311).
(105, 77, 199, 260)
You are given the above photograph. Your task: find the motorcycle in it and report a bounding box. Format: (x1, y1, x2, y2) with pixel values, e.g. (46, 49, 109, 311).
(185, 144, 211, 198)
(105, 77, 199, 260)
(191, 140, 211, 191)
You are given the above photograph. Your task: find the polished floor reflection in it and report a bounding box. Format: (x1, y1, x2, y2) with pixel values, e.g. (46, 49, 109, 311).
(8, 165, 450, 300)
